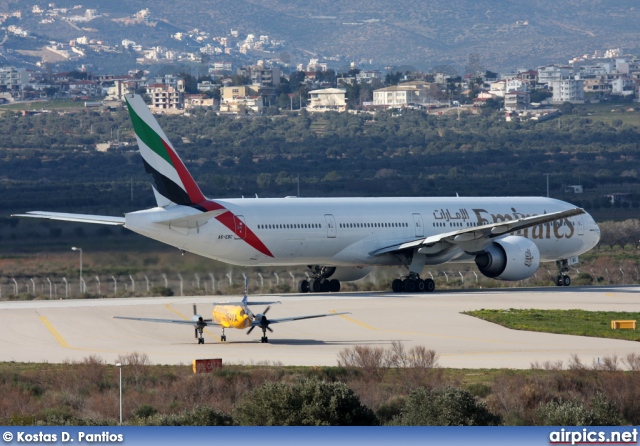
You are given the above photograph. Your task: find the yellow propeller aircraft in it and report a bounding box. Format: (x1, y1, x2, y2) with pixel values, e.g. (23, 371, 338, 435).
(113, 283, 349, 344)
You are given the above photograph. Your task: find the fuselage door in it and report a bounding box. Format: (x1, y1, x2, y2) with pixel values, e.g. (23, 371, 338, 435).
(235, 215, 246, 240)
(324, 214, 337, 238)
(576, 216, 584, 236)
(412, 213, 424, 237)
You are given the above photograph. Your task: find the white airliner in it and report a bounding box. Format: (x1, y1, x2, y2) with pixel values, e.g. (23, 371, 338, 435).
(15, 94, 601, 293)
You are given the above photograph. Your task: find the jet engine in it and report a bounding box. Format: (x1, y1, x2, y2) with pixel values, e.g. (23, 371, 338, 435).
(474, 236, 540, 281)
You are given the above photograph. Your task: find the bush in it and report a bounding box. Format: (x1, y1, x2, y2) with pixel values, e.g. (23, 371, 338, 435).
(393, 386, 502, 426)
(234, 378, 379, 426)
(149, 286, 174, 296)
(132, 406, 233, 426)
(536, 394, 621, 426)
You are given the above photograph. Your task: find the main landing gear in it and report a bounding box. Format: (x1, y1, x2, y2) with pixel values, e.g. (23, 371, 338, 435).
(555, 259, 571, 287)
(392, 274, 436, 293)
(196, 326, 205, 344)
(298, 266, 341, 293)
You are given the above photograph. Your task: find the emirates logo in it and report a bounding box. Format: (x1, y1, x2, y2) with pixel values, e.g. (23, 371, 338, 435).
(524, 248, 534, 267)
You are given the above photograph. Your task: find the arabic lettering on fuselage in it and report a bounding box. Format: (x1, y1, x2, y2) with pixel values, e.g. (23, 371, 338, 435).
(433, 207, 575, 239)
(433, 208, 470, 222)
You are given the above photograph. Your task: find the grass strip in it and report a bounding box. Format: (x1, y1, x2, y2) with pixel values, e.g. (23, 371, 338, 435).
(464, 309, 640, 342)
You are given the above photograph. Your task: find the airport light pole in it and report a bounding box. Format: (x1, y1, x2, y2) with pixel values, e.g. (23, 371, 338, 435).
(71, 247, 83, 293)
(116, 363, 123, 425)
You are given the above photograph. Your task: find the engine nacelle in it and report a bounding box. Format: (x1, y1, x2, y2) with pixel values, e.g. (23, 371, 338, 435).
(474, 236, 540, 281)
(328, 266, 372, 282)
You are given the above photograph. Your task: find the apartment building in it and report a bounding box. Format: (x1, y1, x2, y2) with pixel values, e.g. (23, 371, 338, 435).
(504, 91, 530, 111)
(373, 81, 438, 107)
(147, 81, 184, 111)
(307, 88, 347, 113)
(0, 66, 29, 90)
(537, 65, 574, 85)
(550, 77, 584, 103)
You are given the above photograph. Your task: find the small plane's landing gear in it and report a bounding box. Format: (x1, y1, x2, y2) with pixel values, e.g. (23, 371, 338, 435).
(298, 266, 341, 293)
(220, 328, 227, 342)
(195, 326, 205, 344)
(556, 259, 571, 287)
(261, 336, 269, 343)
(392, 274, 435, 293)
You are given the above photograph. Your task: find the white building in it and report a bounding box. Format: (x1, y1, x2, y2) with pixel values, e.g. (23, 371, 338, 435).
(373, 81, 438, 107)
(550, 77, 584, 103)
(538, 65, 574, 85)
(307, 88, 347, 113)
(0, 66, 29, 90)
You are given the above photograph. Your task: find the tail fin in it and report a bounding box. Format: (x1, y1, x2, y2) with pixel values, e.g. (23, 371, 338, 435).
(124, 94, 205, 206)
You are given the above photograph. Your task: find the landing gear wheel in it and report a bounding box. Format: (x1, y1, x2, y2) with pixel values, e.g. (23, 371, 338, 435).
(298, 280, 310, 293)
(198, 338, 204, 344)
(392, 279, 402, 293)
(424, 278, 435, 292)
(310, 279, 322, 293)
(402, 278, 416, 293)
(221, 335, 227, 342)
(416, 279, 426, 292)
(329, 279, 341, 293)
(320, 279, 330, 293)
(556, 275, 563, 286)
(562, 275, 571, 286)
(261, 336, 268, 343)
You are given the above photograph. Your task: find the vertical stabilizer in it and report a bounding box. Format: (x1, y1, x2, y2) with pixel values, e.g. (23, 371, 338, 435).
(125, 94, 205, 206)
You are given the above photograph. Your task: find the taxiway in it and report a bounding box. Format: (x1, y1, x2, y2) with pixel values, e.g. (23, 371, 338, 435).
(0, 286, 638, 368)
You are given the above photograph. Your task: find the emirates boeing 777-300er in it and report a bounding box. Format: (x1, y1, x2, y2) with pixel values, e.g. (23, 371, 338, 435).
(15, 94, 601, 293)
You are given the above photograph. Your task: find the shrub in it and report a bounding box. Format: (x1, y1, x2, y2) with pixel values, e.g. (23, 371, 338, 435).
(536, 394, 621, 426)
(234, 378, 379, 426)
(132, 406, 233, 426)
(149, 286, 174, 296)
(393, 386, 502, 426)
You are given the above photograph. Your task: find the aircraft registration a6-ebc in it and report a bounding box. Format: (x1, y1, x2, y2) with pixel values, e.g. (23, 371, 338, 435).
(15, 94, 601, 293)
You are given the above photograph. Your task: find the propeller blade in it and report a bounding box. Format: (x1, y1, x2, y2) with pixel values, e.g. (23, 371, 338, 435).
(247, 326, 255, 335)
(193, 304, 197, 315)
(266, 326, 273, 333)
(263, 305, 271, 315)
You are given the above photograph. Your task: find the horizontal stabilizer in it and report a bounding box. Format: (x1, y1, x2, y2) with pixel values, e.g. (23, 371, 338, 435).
(12, 211, 125, 226)
(155, 209, 227, 229)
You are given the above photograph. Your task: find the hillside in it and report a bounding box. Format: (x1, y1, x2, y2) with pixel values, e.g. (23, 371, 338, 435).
(2, 0, 640, 71)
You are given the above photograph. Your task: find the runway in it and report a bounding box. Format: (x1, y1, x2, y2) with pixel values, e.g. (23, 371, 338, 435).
(1, 286, 639, 368)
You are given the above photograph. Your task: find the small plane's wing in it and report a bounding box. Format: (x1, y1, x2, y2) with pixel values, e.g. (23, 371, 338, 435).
(370, 207, 585, 256)
(12, 211, 125, 226)
(113, 316, 220, 326)
(263, 311, 350, 325)
(213, 300, 281, 306)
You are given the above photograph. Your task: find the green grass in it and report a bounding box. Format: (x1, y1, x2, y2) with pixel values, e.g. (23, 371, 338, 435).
(464, 309, 640, 342)
(0, 99, 88, 112)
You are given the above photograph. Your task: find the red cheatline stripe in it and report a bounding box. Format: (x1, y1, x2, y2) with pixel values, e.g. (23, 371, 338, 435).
(161, 138, 206, 204)
(216, 211, 273, 258)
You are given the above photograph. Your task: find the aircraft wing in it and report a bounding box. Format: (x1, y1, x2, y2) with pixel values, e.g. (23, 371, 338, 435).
(370, 207, 585, 257)
(214, 301, 282, 306)
(12, 211, 125, 226)
(264, 311, 350, 325)
(113, 316, 220, 326)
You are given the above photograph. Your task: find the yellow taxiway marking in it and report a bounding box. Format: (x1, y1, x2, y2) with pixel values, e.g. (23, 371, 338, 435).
(39, 315, 71, 348)
(332, 311, 378, 331)
(164, 304, 219, 341)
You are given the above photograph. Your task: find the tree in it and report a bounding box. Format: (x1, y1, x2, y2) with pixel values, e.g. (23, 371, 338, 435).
(393, 387, 501, 426)
(234, 378, 379, 426)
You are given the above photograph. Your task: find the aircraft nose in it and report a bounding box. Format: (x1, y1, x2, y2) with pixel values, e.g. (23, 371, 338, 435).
(586, 214, 601, 248)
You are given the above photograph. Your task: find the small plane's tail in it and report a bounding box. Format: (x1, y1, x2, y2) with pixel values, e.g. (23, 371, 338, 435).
(124, 94, 206, 207)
